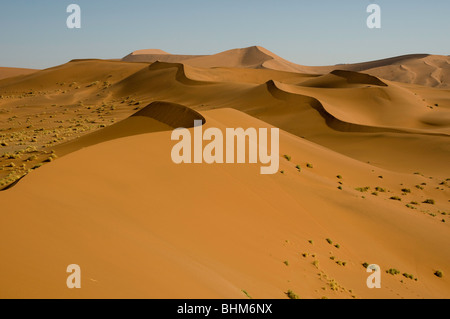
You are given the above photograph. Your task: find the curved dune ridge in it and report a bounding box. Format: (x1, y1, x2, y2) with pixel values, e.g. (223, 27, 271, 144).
(330, 70, 388, 87)
(265, 80, 403, 134)
(52, 101, 205, 157)
(0, 100, 205, 191)
(121, 47, 450, 88)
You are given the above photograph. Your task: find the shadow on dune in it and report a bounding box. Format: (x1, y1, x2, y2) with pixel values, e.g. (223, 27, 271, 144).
(55, 101, 206, 156)
(0, 101, 205, 192)
(265, 80, 402, 134)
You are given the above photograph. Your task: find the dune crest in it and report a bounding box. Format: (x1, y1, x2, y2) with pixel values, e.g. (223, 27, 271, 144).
(122, 47, 450, 88)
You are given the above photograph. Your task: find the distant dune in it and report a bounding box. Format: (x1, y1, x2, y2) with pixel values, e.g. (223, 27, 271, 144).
(0, 67, 39, 81)
(0, 46, 449, 299)
(122, 47, 450, 88)
(122, 49, 206, 64)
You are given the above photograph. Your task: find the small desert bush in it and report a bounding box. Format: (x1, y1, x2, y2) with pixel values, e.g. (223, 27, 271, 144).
(242, 290, 252, 299)
(87, 81, 99, 87)
(326, 238, 333, 245)
(402, 273, 414, 280)
(423, 199, 435, 205)
(306, 163, 313, 168)
(387, 268, 400, 275)
(434, 270, 443, 278)
(285, 290, 299, 299)
(390, 196, 402, 201)
(284, 155, 291, 161)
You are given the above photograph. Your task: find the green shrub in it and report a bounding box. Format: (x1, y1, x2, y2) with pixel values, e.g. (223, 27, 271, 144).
(306, 163, 313, 168)
(242, 290, 252, 299)
(284, 155, 291, 161)
(423, 199, 435, 205)
(390, 196, 402, 201)
(402, 273, 414, 280)
(434, 270, 443, 278)
(387, 268, 400, 275)
(285, 290, 299, 299)
(326, 238, 333, 245)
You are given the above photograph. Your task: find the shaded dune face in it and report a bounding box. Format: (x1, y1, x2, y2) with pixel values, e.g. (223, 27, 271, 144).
(132, 101, 206, 128)
(330, 70, 388, 87)
(51, 101, 205, 159)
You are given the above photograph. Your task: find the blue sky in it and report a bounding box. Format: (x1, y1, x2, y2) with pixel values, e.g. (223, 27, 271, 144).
(0, 0, 449, 69)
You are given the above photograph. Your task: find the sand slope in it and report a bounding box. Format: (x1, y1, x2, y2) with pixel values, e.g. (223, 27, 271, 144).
(1, 108, 449, 299)
(0, 67, 39, 81)
(0, 49, 449, 299)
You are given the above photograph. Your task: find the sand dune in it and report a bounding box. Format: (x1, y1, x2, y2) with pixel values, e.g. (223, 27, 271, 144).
(121, 47, 450, 88)
(0, 47, 449, 299)
(0, 67, 39, 81)
(0, 108, 449, 299)
(122, 49, 205, 64)
(54, 101, 204, 156)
